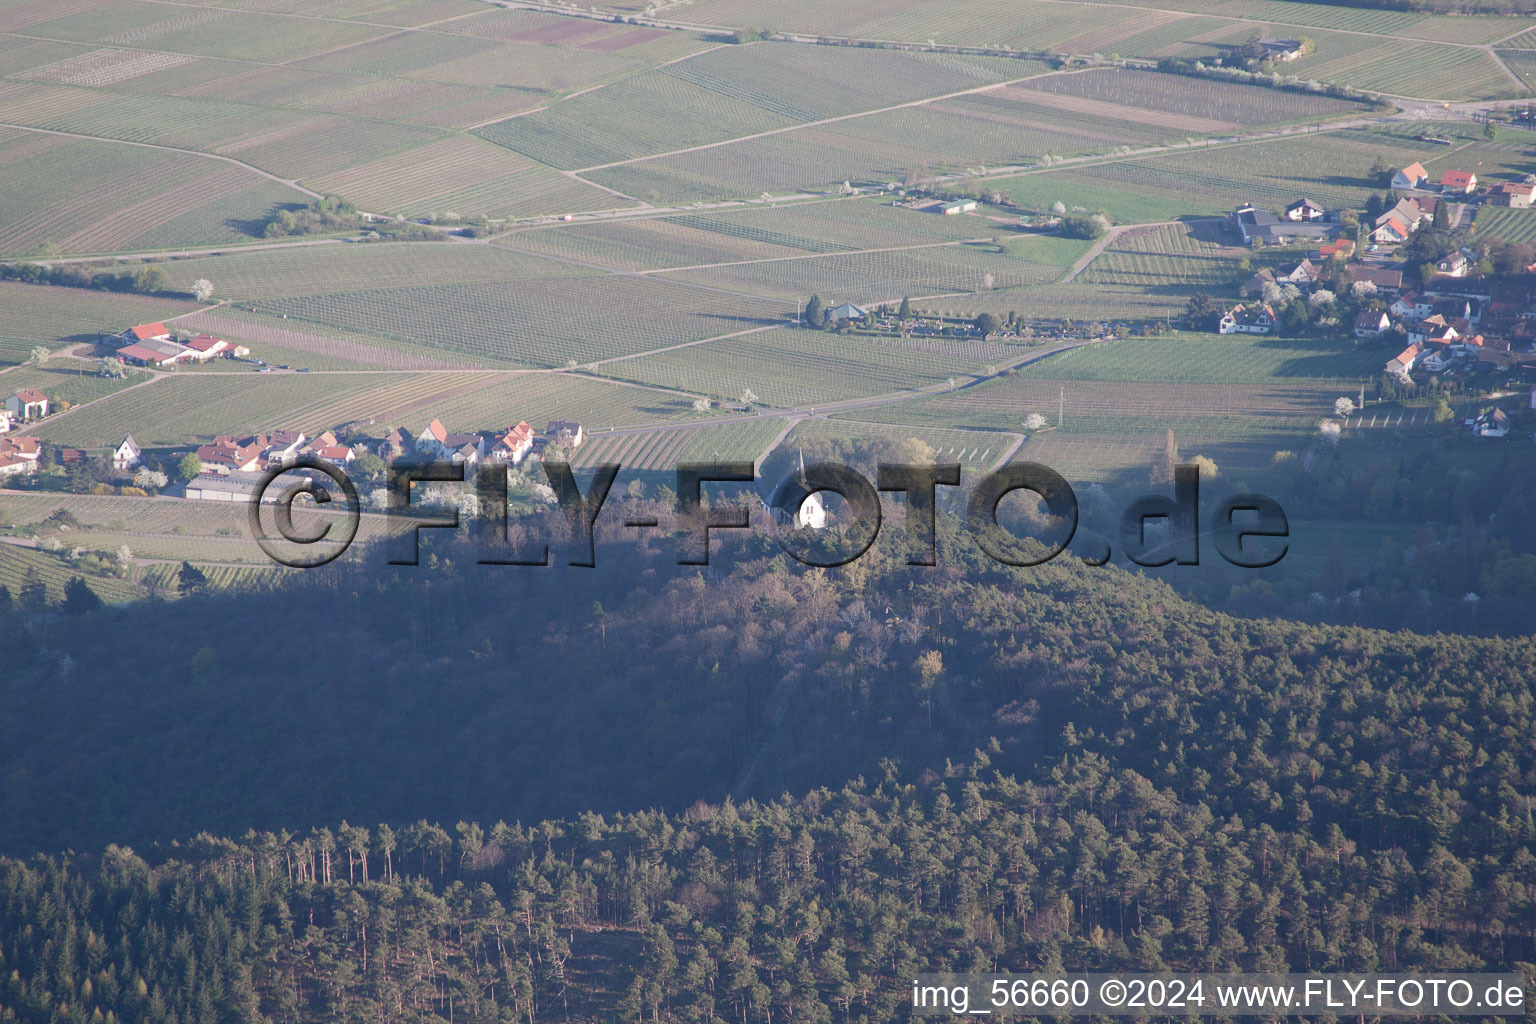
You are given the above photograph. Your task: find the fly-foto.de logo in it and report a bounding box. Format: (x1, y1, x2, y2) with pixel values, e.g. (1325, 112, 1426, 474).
(248, 458, 1288, 571)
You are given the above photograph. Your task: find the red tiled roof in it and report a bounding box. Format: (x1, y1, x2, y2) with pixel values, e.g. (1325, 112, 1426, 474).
(1441, 170, 1475, 188)
(184, 334, 226, 352)
(125, 323, 169, 341)
(13, 388, 46, 403)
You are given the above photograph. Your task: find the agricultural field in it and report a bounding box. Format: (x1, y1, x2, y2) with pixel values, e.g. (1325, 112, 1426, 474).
(1, 360, 152, 410)
(305, 135, 628, 219)
(788, 417, 1020, 470)
(638, 0, 1532, 98)
(1474, 203, 1536, 243)
(475, 44, 1042, 170)
(1061, 126, 1466, 214)
(155, 243, 577, 300)
(0, 283, 195, 355)
(1076, 248, 1246, 295)
(653, 237, 1088, 302)
(171, 307, 491, 371)
(504, 198, 1003, 272)
(409, 373, 713, 432)
(568, 419, 789, 471)
(0, 542, 144, 604)
(1020, 333, 1383, 385)
(1014, 68, 1362, 129)
(249, 276, 795, 367)
(593, 328, 1013, 407)
(0, 127, 305, 257)
(913, 281, 1190, 323)
(29, 370, 503, 447)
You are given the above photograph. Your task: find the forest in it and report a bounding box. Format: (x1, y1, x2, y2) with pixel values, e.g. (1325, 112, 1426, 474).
(1, 509, 1534, 1022)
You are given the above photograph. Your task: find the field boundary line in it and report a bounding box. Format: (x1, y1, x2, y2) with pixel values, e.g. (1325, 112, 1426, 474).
(0, 121, 323, 198)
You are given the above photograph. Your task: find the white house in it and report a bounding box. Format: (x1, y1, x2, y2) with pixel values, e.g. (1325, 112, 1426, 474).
(1353, 310, 1391, 338)
(1386, 342, 1422, 376)
(4, 389, 49, 421)
(1218, 303, 1276, 335)
(488, 422, 535, 465)
(113, 435, 141, 470)
(1391, 162, 1429, 191)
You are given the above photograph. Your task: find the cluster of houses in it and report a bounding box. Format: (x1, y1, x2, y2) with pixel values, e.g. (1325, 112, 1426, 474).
(180, 418, 585, 502)
(0, 435, 40, 479)
(1232, 198, 1350, 246)
(114, 322, 249, 367)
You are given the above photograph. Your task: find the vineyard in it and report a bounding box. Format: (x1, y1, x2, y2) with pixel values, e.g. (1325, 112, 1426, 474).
(1475, 204, 1536, 243)
(656, 239, 1083, 303)
(27, 3, 386, 62)
(1021, 332, 1383, 385)
(594, 328, 1006, 407)
(0, 282, 193, 347)
(159, 243, 575, 301)
(306, 135, 627, 219)
(1016, 68, 1361, 129)
(3, 361, 151, 409)
(30, 371, 503, 447)
(251, 278, 793, 368)
(173, 308, 483, 372)
(0, 543, 144, 604)
(0, 130, 300, 257)
(411, 373, 709, 433)
(789, 418, 1019, 469)
(475, 44, 1037, 170)
(568, 419, 788, 471)
(1077, 248, 1245, 293)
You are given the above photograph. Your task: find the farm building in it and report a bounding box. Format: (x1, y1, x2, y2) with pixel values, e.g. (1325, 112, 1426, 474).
(827, 302, 868, 321)
(1219, 303, 1276, 335)
(118, 339, 196, 367)
(183, 334, 230, 360)
(119, 323, 171, 345)
(1440, 170, 1477, 194)
(1257, 36, 1304, 61)
(4, 389, 49, 421)
(183, 473, 270, 503)
(1232, 202, 1332, 245)
(940, 199, 976, 215)
(1488, 182, 1536, 208)
(1391, 162, 1429, 191)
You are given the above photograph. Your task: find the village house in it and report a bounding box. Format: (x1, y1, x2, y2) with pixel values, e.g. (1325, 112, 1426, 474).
(1315, 238, 1356, 260)
(183, 334, 229, 361)
(546, 420, 585, 449)
(113, 435, 141, 471)
(0, 409, 13, 434)
(488, 421, 535, 465)
(1276, 258, 1320, 287)
(0, 436, 39, 478)
(1488, 181, 1536, 208)
(1285, 198, 1326, 222)
(1219, 303, 1276, 335)
(1440, 169, 1477, 195)
(4, 389, 48, 421)
(1473, 407, 1510, 438)
(1391, 162, 1429, 191)
(1386, 342, 1423, 376)
(1354, 310, 1391, 338)
(1390, 292, 1433, 320)
(1346, 265, 1404, 296)
(1435, 251, 1470, 277)
(196, 437, 265, 474)
(1241, 267, 1277, 297)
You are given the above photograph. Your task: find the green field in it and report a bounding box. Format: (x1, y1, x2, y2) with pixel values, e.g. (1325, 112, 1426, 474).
(593, 327, 1010, 407)
(156, 243, 580, 300)
(1475, 200, 1536, 242)
(653, 236, 1088, 302)
(0, 282, 195, 353)
(250, 277, 794, 367)
(788, 417, 1019, 469)
(29, 371, 501, 446)
(1020, 332, 1384, 384)
(1, 360, 152, 410)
